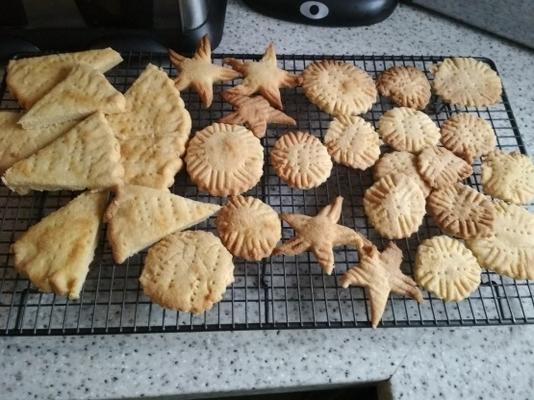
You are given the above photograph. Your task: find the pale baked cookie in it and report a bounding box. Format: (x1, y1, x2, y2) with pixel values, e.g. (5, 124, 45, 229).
(341, 242, 423, 328)
(481, 150, 534, 205)
(224, 43, 301, 110)
(432, 57, 502, 107)
(140, 230, 234, 314)
(415, 236, 481, 302)
(466, 201, 534, 280)
(216, 196, 281, 261)
(428, 183, 494, 239)
(274, 196, 372, 275)
(417, 146, 472, 189)
(270, 131, 332, 189)
(324, 115, 381, 170)
(376, 66, 431, 109)
(169, 35, 241, 108)
(440, 113, 496, 163)
(363, 174, 426, 239)
(185, 123, 264, 196)
(373, 151, 431, 197)
(378, 107, 440, 153)
(302, 60, 377, 117)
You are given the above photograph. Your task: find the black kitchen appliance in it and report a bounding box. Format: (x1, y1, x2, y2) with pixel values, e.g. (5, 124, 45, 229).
(0, 0, 227, 60)
(243, 0, 398, 26)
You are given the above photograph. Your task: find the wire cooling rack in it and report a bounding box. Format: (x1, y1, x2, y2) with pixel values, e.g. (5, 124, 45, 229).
(0, 52, 532, 335)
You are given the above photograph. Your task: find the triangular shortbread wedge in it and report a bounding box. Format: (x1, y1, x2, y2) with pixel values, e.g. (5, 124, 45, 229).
(0, 111, 77, 173)
(18, 64, 126, 130)
(105, 185, 221, 263)
(7, 48, 122, 109)
(2, 112, 124, 195)
(12, 190, 108, 299)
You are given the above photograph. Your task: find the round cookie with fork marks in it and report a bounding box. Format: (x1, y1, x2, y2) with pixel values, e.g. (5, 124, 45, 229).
(417, 146, 473, 189)
(302, 60, 377, 117)
(140, 230, 235, 314)
(376, 66, 431, 110)
(216, 195, 281, 261)
(271, 131, 333, 189)
(324, 115, 381, 170)
(185, 123, 264, 196)
(363, 174, 426, 239)
(378, 107, 440, 153)
(415, 236, 481, 302)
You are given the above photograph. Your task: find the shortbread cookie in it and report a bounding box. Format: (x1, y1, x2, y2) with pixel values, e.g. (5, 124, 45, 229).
(481, 150, 534, 205)
(220, 93, 296, 138)
(378, 107, 440, 153)
(417, 146, 472, 189)
(376, 66, 431, 109)
(224, 43, 301, 110)
(467, 201, 534, 280)
(105, 185, 221, 264)
(140, 230, 234, 314)
(341, 242, 423, 328)
(373, 151, 431, 197)
(440, 113, 496, 163)
(7, 48, 122, 109)
(274, 196, 372, 275)
(216, 196, 281, 261)
(302, 60, 377, 116)
(432, 57, 502, 107)
(185, 123, 264, 196)
(428, 184, 494, 239)
(363, 174, 426, 239)
(12, 191, 108, 299)
(169, 35, 241, 107)
(271, 131, 332, 189)
(324, 115, 381, 170)
(415, 236, 481, 302)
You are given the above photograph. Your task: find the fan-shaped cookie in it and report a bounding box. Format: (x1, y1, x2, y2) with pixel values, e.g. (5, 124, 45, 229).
(376, 66, 431, 109)
(415, 236, 481, 302)
(466, 201, 534, 280)
(271, 131, 332, 189)
(417, 146, 472, 189)
(324, 115, 381, 170)
(432, 57, 502, 107)
(440, 113, 496, 163)
(378, 107, 440, 153)
(428, 184, 495, 239)
(216, 196, 281, 261)
(302, 60, 377, 116)
(363, 174, 426, 239)
(185, 123, 264, 196)
(140, 231, 234, 314)
(481, 150, 534, 205)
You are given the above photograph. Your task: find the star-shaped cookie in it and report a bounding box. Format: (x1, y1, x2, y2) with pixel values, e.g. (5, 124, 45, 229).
(223, 43, 302, 110)
(219, 93, 296, 138)
(169, 35, 240, 107)
(340, 242, 423, 328)
(273, 196, 373, 274)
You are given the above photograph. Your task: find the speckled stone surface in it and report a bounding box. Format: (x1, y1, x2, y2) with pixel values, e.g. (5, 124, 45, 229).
(1, 1, 534, 400)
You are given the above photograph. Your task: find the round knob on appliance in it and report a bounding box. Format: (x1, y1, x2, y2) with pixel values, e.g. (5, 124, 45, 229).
(299, 1, 329, 20)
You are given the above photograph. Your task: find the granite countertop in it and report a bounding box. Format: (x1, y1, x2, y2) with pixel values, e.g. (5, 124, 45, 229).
(1, 1, 534, 399)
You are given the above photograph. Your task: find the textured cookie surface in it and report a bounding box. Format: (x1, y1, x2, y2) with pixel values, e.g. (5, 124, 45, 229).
(481, 150, 534, 205)
(216, 196, 281, 261)
(378, 107, 440, 153)
(432, 57, 502, 107)
(324, 115, 381, 170)
(140, 231, 234, 314)
(466, 201, 534, 280)
(271, 131, 332, 189)
(415, 236, 481, 302)
(417, 146, 472, 189)
(376, 66, 431, 109)
(302, 60, 377, 116)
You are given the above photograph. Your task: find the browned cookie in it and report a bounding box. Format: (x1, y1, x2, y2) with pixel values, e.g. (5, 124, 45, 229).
(376, 66, 431, 109)
(417, 146, 472, 189)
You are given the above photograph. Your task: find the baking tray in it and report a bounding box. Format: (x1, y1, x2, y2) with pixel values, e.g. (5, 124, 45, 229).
(0, 52, 533, 335)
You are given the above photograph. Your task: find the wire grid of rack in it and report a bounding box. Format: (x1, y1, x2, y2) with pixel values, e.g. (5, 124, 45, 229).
(0, 52, 533, 335)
